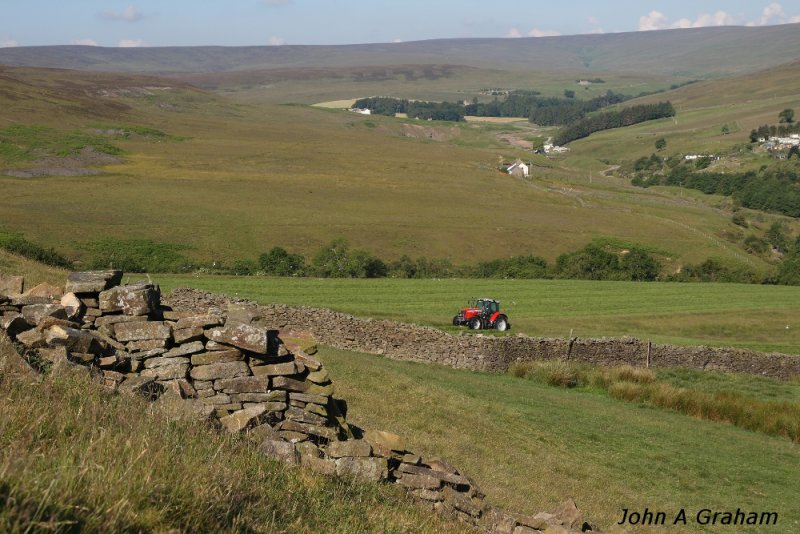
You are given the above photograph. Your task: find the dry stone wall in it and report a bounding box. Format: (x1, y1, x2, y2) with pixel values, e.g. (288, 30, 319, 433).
(0, 272, 592, 534)
(202, 298, 796, 380)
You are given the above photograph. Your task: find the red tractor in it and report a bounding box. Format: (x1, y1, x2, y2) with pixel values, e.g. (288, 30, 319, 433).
(452, 298, 510, 331)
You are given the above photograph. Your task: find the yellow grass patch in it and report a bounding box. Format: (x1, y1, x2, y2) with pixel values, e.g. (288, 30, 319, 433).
(312, 99, 358, 108)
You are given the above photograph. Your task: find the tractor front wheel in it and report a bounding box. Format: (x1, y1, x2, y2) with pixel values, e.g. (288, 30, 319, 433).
(452, 316, 461, 326)
(469, 317, 482, 330)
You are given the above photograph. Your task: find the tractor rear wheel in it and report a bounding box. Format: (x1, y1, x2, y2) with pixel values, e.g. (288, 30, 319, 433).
(469, 317, 482, 330)
(494, 316, 508, 331)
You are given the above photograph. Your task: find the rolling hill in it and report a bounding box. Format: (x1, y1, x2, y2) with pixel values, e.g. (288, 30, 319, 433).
(0, 25, 799, 277)
(1, 24, 799, 79)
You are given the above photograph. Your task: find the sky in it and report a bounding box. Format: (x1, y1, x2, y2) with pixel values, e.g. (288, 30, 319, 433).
(1, 1, 799, 48)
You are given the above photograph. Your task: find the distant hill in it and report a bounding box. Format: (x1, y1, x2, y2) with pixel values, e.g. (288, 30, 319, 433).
(1, 24, 799, 80)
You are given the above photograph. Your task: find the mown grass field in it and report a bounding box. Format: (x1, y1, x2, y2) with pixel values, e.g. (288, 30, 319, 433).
(317, 345, 800, 533)
(154, 275, 800, 354)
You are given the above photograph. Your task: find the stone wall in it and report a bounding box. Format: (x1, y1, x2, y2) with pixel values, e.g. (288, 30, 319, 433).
(167, 290, 800, 380)
(1, 273, 591, 534)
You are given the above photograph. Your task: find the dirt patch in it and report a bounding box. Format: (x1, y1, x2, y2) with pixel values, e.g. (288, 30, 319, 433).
(2, 146, 123, 178)
(496, 133, 533, 149)
(400, 123, 459, 142)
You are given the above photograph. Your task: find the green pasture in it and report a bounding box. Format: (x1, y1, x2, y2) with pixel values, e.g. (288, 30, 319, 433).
(154, 275, 800, 354)
(317, 345, 800, 532)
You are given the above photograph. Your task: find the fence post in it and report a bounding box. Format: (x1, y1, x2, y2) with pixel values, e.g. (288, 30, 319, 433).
(646, 340, 652, 368)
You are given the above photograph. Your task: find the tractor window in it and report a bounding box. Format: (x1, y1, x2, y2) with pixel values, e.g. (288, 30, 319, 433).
(489, 301, 498, 313)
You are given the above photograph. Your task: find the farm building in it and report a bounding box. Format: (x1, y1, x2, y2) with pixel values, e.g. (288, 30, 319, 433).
(507, 161, 529, 177)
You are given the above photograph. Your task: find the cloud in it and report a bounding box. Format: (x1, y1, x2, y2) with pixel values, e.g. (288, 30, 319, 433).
(758, 2, 785, 24)
(639, 10, 668, 31)
(0, 38, 17, 48)
(118, 39, 145, 47)
(507, 27, 560, 38)
(72, 38, 98, 46)
(527, 28, 561, 37)
(263, 0, 293, 6)
(791, 15, 800, 23)
(393, 38, 403, 43)
(269, 36, 286, 46)
(100, 5, 144, 22)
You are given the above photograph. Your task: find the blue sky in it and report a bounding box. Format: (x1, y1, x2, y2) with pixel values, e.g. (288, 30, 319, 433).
(2, 1, 799, 48)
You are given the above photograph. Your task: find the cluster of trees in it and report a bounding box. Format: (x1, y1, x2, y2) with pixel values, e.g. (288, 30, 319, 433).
(553, 102, 676, 145)
(354, 91, 631, 126)
(633, 163, 800, 218)
(242, 240, 665, 282)
(465, 90, 627, 126)
(749, 109, 797, 141)
(0, 230, 71, 268)
(352, 97, 465, 121)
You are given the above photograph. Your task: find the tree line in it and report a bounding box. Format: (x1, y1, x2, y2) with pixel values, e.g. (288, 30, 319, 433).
(633, 161, 800, 218)
(353, 91, 631, 126)
(552, 102, 676, 145)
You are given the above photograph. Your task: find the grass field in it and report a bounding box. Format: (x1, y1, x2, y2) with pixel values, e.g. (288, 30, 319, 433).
(317, 345, 800, 532)
(0, 340, 465, 533)
(153, 275, 800, 354)
(1, 63, 799, 275)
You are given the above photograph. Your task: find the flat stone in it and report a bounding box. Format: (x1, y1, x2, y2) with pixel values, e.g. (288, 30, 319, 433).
(175, 315, 223, 330)
(60, 293, 83, 319)
(15, 328, 46, 348)
(204, 340, 228, 351)
(550, 499, 583, 530)
(303, 403, 327, 417)
(190, 348, 243, 366)
(271, 376, 308, 392)
(302, 455, 337, 476)
(83, 307, 102, 317)
(364, 429, 406, 457)
(225, 304, 263, 325)
(326, 439, 372, 458)
(23, 283, 63, 300)
(129, 348, 167, 360)
(289, 392, 330, 405)
(442, 486, 483, 517)
(1, 313, 23, 335)
(397, 473, 442, 490)
(143, 356, 190, 369)
(94, 315, 142, 328)
(219, 405, 267, 433)
(230, 392, 286, 403)
(45, 325, 102, 354)
(125, 339, 168, 352)
(193, 379, 214, 390)
(65, 270, 122, 294)
(279, 431, 309, 442)
(114, 321, 171, 342)
(260, 438, 298, 464)
(140, 363, 189, 381)
(398, 463, 467, 486)
(305, 368, 330, 384)
(189, 360, 250, 381)
(22, 304, 67, 326)
(279, 419, 338, 441)
(335, 457, 388, 482)
(0, 274, 24, 296)
(285, 406, 327, 426)
(214, 375, 268, 394)
(10, 295, 51, 307)
(99, 283, 160, 316)
(200, 393, 232, 405)
(410, 488, 444, 502)
(173, 326, 204, 344)
(162, 341, 205, 358)
(205, 323, 268, 354)
(305, 382, 334, 396)
(258, 361, 304, 376)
